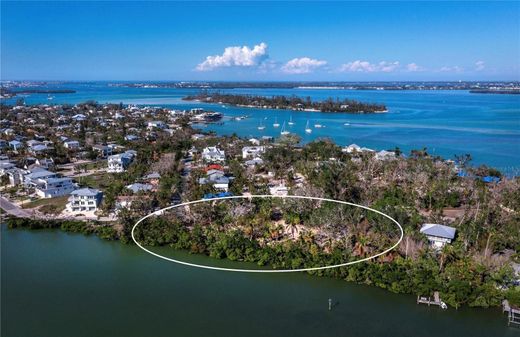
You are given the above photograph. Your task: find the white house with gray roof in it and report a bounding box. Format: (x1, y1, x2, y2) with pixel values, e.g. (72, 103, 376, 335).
(108, 151, 135, 173)
(420, 223, 457, 249)
(34, 177, 76, 198)
(67, 188, 103, 213)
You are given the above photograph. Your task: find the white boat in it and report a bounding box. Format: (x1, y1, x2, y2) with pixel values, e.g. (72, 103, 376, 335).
(280, 122, 289, 135)
(257, 120, 265, 130)
(288, 116, 294, 125)
(344, 122, 350, 126)
(314, 123, 323, 128)
(273, 117, 280, 128)
(305, 120, 312, 134)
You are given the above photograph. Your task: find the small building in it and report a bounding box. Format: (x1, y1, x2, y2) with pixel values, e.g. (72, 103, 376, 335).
(420, 223, 457, 249)
(269, 184, 289, 197)
(126, 183, 153, 193)
(67, 188, 103, 213)
(375, 150, 396, 161)
(9, 140, 23, 151)
(342, 144, 374, 154)
(245, 157, 264, 167)
(202, 146, 225, 163)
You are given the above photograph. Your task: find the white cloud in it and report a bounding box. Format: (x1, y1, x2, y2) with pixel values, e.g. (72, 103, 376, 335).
(406, 63, 424, 72)
(475, 60, 485, 71)
(339, 60, 400, 73)
(439, 65, 464, 73)
(281, 57, 327, 74)
(196, 42, 269, 71)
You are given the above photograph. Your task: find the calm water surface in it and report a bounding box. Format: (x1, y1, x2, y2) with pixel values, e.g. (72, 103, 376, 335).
(4, 83, 519, 174)
(2, 227, 517, 337)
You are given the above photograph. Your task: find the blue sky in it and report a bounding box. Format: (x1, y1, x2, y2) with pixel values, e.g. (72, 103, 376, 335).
(1, 1, 519, 81)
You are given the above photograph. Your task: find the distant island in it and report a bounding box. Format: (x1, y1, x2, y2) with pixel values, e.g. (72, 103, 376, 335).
(108, 80, 520, 92)
(183, 92, 387, 113)
(0, 87, 76, 99)
(469, 89, 520, 95)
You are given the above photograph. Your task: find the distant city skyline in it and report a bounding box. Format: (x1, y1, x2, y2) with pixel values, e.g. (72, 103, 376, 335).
(1, 1, 519, 81)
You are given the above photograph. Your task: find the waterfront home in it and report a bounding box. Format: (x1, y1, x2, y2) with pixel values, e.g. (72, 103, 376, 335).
(63, 140, 80, 149)
(34, 177, 76, 198)
(242, 146, 265, 159)
(202, 146, 225, 163)
(420, 223, 457, 249)
(342, 144, 374, 153)
(8, 140, 23, 151)
(66, 188, 103, 213)
(269, 184, 289, 196)
(107, 152, 134, 173)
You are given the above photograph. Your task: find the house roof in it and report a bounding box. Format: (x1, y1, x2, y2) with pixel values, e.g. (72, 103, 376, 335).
(71, 188, 101, 196)
(126, 183, 153, 193)
(420, 223, 456, 239)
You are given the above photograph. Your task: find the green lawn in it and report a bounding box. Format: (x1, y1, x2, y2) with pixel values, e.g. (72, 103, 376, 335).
(76, 172, 112, 189)
(22, 196, 69, 210)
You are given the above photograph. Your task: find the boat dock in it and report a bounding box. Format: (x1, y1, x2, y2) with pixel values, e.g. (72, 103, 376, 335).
(417, 291, 447, 309)
(503, 300, 520, 327)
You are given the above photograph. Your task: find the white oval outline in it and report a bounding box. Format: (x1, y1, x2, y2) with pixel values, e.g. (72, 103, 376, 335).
(131, 195, 403, 273)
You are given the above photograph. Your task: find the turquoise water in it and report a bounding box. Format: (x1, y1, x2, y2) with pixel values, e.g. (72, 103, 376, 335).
(2, 227, 517, 337)
(4, 83, 519, 173)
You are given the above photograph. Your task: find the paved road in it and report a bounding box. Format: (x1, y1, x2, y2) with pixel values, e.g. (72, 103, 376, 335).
(0, 196, 32, 218)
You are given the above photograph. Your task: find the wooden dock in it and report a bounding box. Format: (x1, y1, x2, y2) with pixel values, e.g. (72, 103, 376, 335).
(503, 300, 520, 327)
(417, 291, 447, 309)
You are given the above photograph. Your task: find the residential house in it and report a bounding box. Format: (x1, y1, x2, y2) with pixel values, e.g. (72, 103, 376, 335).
(9, 140, 23, 151)
(67, 188, 103, 213)
(375, 150, 397, 161)
(64, 140, 80, 149)
(199, 169, 230, 191)
(34, 177, 76, 198)
(92, 145, 113, 158)
(420, 223, 457, 249)
(108, 152, 135, 173)
(126, 183, 153, 193)
(202, 146, 225, 163)
(242, 146, 265, 159)
(147, 121, 167, 129)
